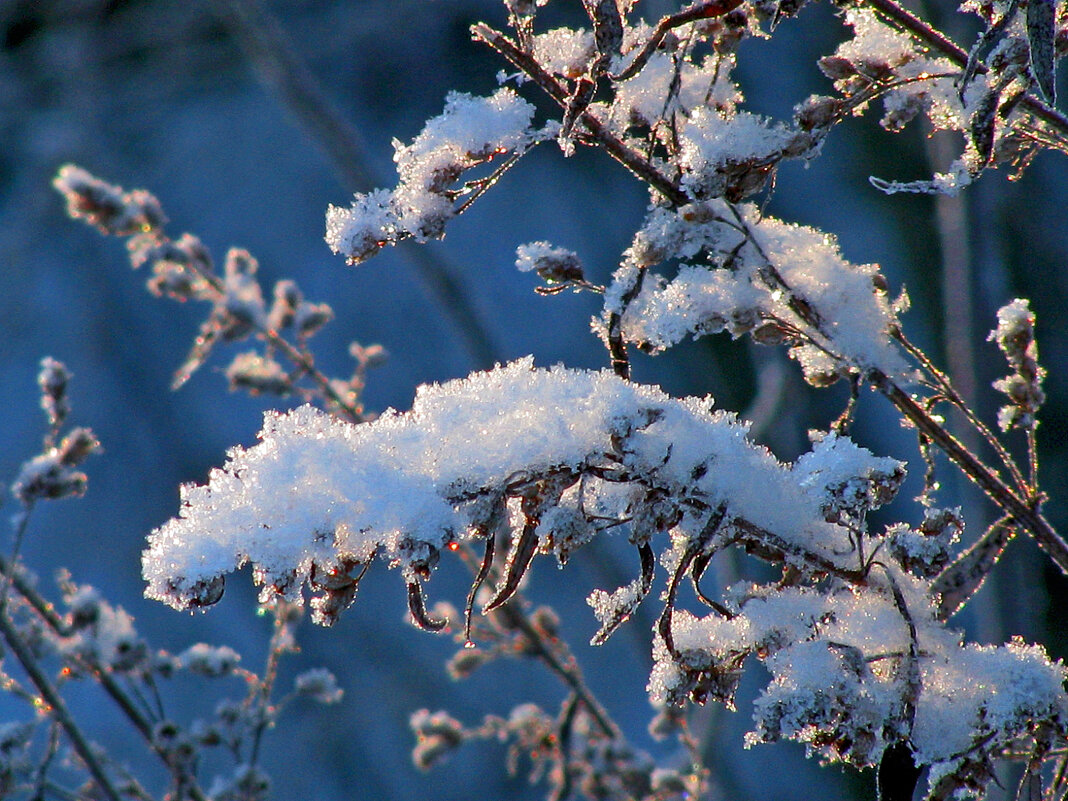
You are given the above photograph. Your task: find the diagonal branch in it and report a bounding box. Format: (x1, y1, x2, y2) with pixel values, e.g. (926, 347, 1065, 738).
(864, 0, 1068, 137)
(870, 370, 1068, 574)
(471, 23, 688, 206)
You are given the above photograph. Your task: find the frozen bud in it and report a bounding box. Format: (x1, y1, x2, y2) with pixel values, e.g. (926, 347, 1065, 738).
(138, 234, 213, 300)
(151, 651, 181, 678)
(53, 164, 165, 236)
(179, 643, 241, 677)
(410, 709, 465, 770)
(57, 427, 100, 467)
(224, 247, 258, 278)
(919, 506, 964, 540)
(12, 454, 88, 503)
(855, 57, 895, 81)
(38, 357, 70, 429)
(751, 322, 792, 346)
(151, 720, 181, 749)
(109, 633, 149, 673)
(267, 280, 302, 331)
(294, 668, 344, 704)
(447, 646, 492, 679)
(795, 95, 843, 130)
(64, 585, 102, 631)
(989, 299, 1046, 430)
(350, 342, 388, 368)
(648, 705, 685, 740)
(294, 301, 334, 338)
(537, 505, 593, 565)
(678, 202, 718, 223)
(651, 769, 695, 798)
(224, 353, 292, 396)
(515, 241, 585, 285)
(214, 698, 244, 726)
(530, 605, 560, 639)
(881, 93, 924, 133)
(167, 575, 226, 610)
(818, 55, 857, 80)
(325, 190, 395, 265)
(399, 538, 440, 579)
(411, 708, 464, 741)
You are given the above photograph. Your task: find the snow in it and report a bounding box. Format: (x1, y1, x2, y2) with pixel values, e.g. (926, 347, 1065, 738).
(144, 358, 893, 613)
(325, 89, 542, 262)
(649, 566, 1068, 781)
(678, 109, 796, 198)
(599, 201, 911, 381)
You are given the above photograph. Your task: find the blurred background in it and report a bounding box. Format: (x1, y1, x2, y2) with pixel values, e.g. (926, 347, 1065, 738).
(2, 0, 1068, 798)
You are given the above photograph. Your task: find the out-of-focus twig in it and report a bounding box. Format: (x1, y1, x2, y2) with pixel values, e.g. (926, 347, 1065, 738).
(217, 0, 501, 370)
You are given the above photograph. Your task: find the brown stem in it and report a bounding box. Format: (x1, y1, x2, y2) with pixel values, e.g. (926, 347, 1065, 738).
(471, 23, 687, 206)
(864, 0, 1068, 137)
(612, 0, 746, 82)
(496, 601, 621, 739)
(454, 544, 620, 740)
(871, 370, 1068, 574)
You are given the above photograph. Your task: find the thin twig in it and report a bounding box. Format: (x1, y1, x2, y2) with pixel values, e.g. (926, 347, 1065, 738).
(612, 0, 746, 82)
(894, 330, 1029, 496)
(472, 23, 687, 206)
(870, 370, 1068, 574)
(456, 544, 620, 740)
(864, 0, 1068, 138)
(0, 612, 124, 801)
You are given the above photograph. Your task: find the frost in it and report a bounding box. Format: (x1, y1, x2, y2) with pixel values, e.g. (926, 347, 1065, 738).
(294, 667, 344, 704)
(650, 569, 1068, 781)
(610, 50, 742, 130)
(179, 643, 241, 677)
(532, 27, 596, 78)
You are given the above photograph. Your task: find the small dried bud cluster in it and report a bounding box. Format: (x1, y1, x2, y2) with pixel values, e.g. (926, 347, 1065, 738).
(989, 298, 1046, 431)
(886, 507, 963, 578)
(37, 356, 70, 433)
(293, 667, 344, 704)
(12, 359, 100, 505)
(410, 709, 466, 770)
(53, 164, 165, 236)
(515, 241, 590, 293)
(129, 232, 213, 301)
(54, 167, 372, 419)
(178, 643, 242, 677)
